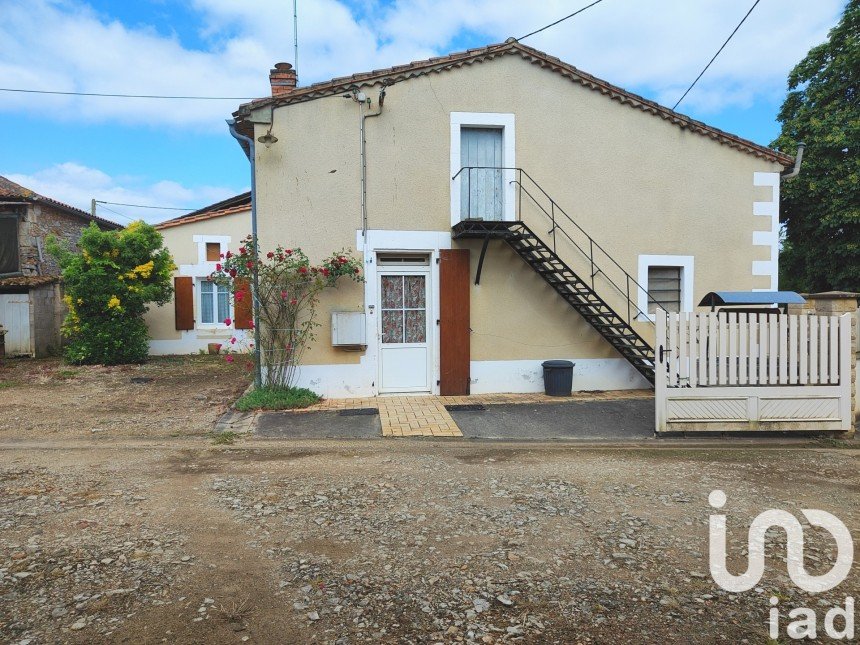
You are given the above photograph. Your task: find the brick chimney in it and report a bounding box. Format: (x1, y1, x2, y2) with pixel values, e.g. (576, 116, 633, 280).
(270, 62, 297, 96)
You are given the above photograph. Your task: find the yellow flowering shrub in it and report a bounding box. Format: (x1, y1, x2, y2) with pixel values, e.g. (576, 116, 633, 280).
(48, 221, 174, 365)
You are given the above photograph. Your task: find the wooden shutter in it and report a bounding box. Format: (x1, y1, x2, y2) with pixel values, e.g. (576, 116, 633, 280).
(439, 249, 470, 395)
(205, 242, 221, 261)
(233, 278, 254, 330)
(174, 276, 194, 330)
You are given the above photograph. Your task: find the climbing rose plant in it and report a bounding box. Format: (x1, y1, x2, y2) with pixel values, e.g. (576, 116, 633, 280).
(48, 221, 174, 365)
(211, 235, 362, 390)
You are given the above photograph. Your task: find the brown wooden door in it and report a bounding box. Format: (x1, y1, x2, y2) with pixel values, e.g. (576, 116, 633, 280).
(439, 249, 470, 395)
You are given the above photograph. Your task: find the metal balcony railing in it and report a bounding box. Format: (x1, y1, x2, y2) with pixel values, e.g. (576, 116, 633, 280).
(451, 166, 668, 328)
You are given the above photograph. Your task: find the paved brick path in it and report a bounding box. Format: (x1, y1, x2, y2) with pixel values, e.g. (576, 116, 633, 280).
(377, 397, 462, 437)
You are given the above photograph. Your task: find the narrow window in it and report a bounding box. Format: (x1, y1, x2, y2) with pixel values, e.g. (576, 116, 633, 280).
(200, 280, 215, 323)
(647, 266, 682, 313)
(206, 242, 221, 262)
(216, 282, 230, 322)
(0, 215, 20, 275)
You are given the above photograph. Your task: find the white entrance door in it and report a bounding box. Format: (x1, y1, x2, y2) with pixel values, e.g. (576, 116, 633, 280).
(0, 293, 31, 356)
(378, 263, 432, 393)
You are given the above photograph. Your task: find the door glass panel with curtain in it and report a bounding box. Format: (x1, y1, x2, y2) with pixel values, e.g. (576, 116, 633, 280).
(460, 127, 503, 221)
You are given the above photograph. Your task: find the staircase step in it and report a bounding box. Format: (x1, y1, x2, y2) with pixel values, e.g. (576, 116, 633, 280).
(494, 220, 655, 384)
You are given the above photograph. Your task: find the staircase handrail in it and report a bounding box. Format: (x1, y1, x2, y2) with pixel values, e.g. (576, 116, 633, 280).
(452, 166, 667, 326)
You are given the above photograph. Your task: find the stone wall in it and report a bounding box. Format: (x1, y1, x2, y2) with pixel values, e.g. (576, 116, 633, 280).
(19, 203, 91, 276)
(31, 283, 62, 357)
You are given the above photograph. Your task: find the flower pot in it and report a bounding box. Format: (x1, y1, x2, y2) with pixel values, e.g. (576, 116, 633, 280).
(208, 343, 223, 355)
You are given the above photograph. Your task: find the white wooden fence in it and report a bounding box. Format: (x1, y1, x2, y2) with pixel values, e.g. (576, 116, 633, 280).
(655, 312, 854, 433)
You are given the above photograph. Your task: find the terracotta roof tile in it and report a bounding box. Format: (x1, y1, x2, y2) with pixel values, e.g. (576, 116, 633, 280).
(0, 176, 122, 229)
(156, 200, 250, 230)
(234, 40, 793, 166)
(0, 274, 60, 288)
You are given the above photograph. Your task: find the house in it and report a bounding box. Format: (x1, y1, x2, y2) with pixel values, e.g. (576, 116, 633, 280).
(229, 40, 796, 399)
(0, 176, 122, 357)
(144, 193, 254, 354)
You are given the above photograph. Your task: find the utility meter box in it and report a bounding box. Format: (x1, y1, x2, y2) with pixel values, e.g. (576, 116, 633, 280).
(331, 311, 366, 347)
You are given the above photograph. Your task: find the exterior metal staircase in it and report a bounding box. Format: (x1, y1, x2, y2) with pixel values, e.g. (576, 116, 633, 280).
(451, 167, 664, 385)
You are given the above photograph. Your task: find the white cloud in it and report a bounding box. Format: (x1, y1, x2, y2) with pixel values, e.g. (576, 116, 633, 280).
(5, 162, 239, 225)
(0, 0, 846, 129)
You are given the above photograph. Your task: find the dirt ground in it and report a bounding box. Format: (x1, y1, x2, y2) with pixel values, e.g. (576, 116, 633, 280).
(1, 358, 858, 644)
(0, 356, 252, 441)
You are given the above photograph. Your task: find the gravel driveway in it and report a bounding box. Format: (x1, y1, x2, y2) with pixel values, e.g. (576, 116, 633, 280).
(3, 440, 858, 644)
(1, 358, 858, 643)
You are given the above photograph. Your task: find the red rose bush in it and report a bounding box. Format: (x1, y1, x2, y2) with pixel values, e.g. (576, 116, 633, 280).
(211, 235, 362, 390)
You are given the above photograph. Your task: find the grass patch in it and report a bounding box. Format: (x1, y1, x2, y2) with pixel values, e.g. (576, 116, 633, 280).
(55, 368, 80, 379)
(815, 436, 854, 449)
(0, 381, 16, 389)
(212, 430, 239, 445)
(234, 386, 321, 411)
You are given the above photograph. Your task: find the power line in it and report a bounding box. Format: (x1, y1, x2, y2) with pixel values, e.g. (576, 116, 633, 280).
(1, 1, 608, 102)
(94, 203, 136, 223)
(95, 200, 194, 211)
(0, 87, 255, 100)
(672, 0, 761, 110)
(513, 0, 607, 44)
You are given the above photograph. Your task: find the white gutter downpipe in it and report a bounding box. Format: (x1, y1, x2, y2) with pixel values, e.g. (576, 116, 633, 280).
(781, 142, 805, 181)
(226, 118, 264, 389)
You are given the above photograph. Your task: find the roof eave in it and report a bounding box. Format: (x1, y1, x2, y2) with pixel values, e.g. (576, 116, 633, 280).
(233, 40, 792, 167)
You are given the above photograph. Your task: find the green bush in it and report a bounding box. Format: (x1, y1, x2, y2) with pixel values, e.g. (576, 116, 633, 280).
(49, 221, 174, 365)
(234, 386, 321, 411)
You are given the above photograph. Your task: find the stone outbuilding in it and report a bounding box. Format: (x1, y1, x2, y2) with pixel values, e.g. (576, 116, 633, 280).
(0, 176, 122, 357)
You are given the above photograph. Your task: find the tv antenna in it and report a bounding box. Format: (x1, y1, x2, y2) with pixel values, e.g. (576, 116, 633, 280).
(293, 0, 299, 81)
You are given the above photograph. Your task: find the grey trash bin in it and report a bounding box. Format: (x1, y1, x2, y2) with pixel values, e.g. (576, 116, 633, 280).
(542, 360, 574, 396)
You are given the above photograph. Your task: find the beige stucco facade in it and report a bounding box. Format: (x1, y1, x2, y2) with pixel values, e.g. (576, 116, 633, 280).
(145, 210, 253, 354)
(238, 51, 788, 397)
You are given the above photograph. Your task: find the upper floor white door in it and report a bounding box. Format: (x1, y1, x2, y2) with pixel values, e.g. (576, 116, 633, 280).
(460, 127, 503, 221)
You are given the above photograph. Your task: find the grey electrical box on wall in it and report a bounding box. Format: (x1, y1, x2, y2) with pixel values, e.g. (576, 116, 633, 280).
(331, 311, 366, 347)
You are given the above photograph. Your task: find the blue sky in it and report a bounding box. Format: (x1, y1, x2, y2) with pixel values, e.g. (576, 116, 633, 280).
(0, 0, 846, 224)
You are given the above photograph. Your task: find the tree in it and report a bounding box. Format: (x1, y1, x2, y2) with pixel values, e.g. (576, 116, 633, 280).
(212, 236, 362, 390)
(49, 221, 174, 364)
(771, 0, 859, 292)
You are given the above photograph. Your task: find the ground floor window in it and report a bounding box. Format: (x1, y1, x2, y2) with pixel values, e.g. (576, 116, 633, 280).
(647, 266, 682, 313)
(637, 255, 694, 320)
(199, 279, 230, 325)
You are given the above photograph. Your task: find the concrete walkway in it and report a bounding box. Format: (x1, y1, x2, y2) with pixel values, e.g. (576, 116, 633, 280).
(450, 398, 655, 440)
(255, 390, 654, 439)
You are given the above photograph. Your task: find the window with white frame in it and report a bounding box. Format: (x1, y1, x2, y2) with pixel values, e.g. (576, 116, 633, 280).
(199, 279, 230, 325)
(637, 255, 694, 320)
(193, 235, 230, 266)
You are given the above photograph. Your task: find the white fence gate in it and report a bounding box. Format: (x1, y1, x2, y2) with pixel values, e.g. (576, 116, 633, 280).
(0, 293, 32, 356)
(655, 312, 854, 433)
